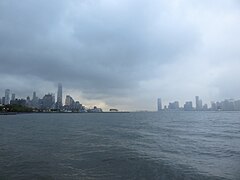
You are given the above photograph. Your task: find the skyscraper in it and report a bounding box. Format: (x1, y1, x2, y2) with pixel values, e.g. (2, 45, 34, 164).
(157, 98, 162, 111)
(11, 93, 15, 101)
(196, 96, 203, 111)
(56, 83, 63, 109)
(42, 94, 55, 110)
(33, 91, 37, 100)
(31, 91, 39, 108)
(195, 96, 199, 110)
(65, 95, 74, 107)
(4, 89, 10, 105)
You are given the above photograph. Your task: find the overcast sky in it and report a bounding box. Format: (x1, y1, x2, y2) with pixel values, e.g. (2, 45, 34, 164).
(0, 0, 240, 111)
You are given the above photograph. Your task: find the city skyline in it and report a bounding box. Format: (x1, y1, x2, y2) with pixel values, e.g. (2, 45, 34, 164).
(157, 96, 240, 111)
(0, 84, 103, 112)
(0, 1, 240, 111)
(1, 84, 240, 112)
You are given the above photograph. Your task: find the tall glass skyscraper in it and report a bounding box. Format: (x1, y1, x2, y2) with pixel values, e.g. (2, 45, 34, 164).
(157, 98, 162, 111)
(56, 83, 63, 109)
(195, 96, 203, 111)
(5, 89, 10, 105)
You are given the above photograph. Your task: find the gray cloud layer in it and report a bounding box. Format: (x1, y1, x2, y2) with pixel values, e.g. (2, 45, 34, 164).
(0, 0, 240, 110)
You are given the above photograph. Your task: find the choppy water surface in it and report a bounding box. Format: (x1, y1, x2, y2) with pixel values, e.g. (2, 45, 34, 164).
(0, 112, 239, 179)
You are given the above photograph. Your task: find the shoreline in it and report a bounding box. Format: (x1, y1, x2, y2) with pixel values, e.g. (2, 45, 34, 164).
(0, 111, 130, 115)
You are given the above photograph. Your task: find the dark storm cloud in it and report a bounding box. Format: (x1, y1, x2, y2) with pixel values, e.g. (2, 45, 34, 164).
(0, 0, 197, 89)
(0, 0, 239, 110)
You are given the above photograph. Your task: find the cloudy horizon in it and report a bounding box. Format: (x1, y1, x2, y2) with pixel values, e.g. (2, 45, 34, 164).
(0, 0, 240, 111)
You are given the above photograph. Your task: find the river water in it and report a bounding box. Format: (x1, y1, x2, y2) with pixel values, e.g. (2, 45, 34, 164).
(0, 112, 239, 179)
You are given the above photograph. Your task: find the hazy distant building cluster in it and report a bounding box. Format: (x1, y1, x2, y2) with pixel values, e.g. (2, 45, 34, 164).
(157, 96, 240, 111)
(0, 83, 102, 112)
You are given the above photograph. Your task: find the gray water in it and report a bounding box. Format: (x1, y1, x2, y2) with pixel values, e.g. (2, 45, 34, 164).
(0, 112, 239, 180)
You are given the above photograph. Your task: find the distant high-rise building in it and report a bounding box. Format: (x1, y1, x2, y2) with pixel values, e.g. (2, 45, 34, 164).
(4, 89, 10, 105)
(42, 94, 55, 110)
(11, 93, 15, 101)
(184, 101, 193, 111)
(157, 98, 162, 111)
(74, 101, 83, 112)
(32, 91, 39, 108)
(203, 104, 208, 111)
(56, 83, 63, 109)
(195, 96, 203, 111)
(33, 91, 37, 100)
(222, 99, 235, 111)
(65, 95, 76, 111)
(2, 97, 5, 105)
(168, 101, 180, 110)
(195, 96, 199, 110)
(211, 101, 217, 111)
(65, 95, 74, 107)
